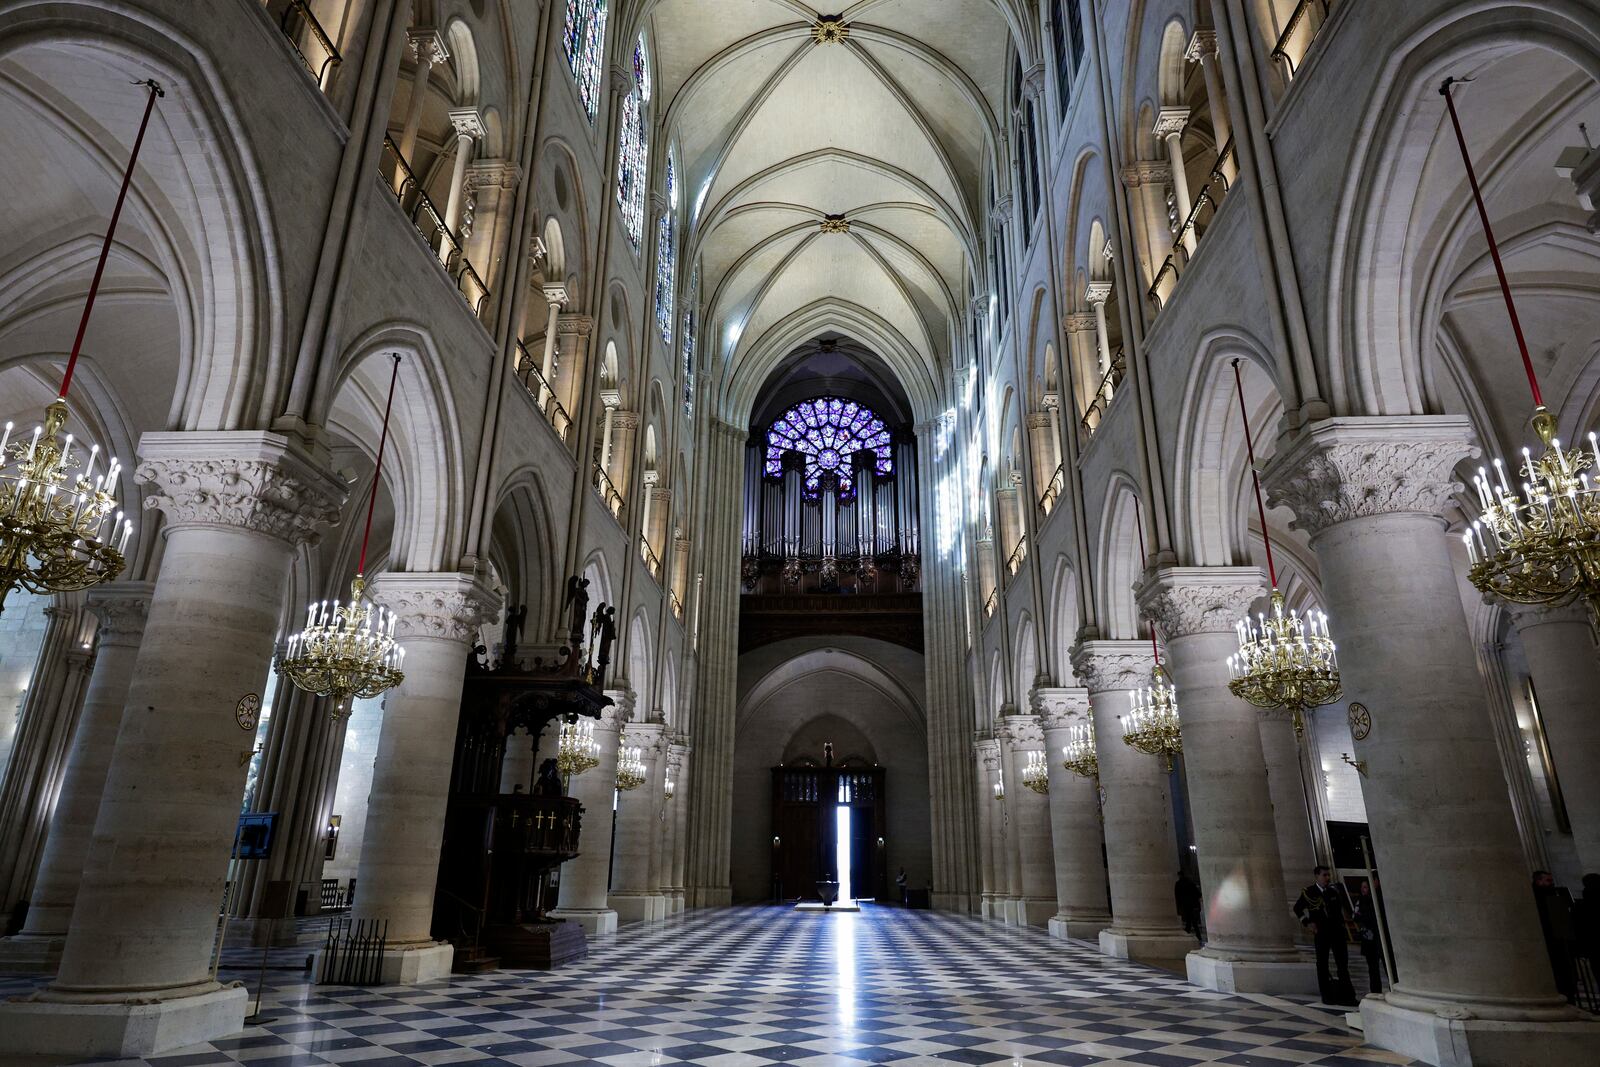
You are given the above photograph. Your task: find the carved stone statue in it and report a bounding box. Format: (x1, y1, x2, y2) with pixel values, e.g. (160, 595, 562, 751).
(563, 576, 589, 643)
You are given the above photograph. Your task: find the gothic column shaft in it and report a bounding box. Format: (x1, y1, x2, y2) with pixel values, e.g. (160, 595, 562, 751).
(610, 719, 665, 923)
(1072, 640, 1192, 963)
(0, 587, 148, 971)
(1035, 687, 1111, 940)
(997, 714, 1054, 926)
(1139, 568, 1306, 993)
(346, 572, 496, 983)
(1257, 711, 1317, 913)
(1156, 109, 1196, 254)
(0, 434, 345, 1058)
(394, 29, 445, 186)
(1265, 418, 1596, 1063)
(1512, 606, 1600, 874)
(975, 741, 1000, 918)
(439, 109, 483, 253)
(552, 695, 626, 933)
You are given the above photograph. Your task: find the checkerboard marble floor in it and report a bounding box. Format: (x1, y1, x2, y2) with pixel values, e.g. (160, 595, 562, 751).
(0, 905, 1418, 1066)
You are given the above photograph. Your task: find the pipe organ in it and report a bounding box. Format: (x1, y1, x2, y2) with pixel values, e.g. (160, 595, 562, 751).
(740, 399, 920, 595)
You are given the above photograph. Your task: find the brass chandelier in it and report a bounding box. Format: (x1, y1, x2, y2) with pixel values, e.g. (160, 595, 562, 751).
(278, 355, 407, 718)
(1061, 722, 1098, 779)
(616, 744, 646, 791)
(1122, 507, 1183, 770)
(1438, 78, 1600, 623)
(557, 718, 599, 777)
(1021, 750, 1049, 794)
(0, 82, 164, 609)
(1224, 359, 1341, 735)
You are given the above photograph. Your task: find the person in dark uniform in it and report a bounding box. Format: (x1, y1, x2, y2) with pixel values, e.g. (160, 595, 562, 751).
(1175, 871, 1203, 944)
(1295, 865, 1357, 1006)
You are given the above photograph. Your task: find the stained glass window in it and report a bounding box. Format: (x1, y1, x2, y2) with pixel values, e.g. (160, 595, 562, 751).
(563, 0, 607, 123)
(765, 397, 893, 498)
(617, 37, 650, 250)
(655, 154, 677, 344)
(681, 266, 697, 415)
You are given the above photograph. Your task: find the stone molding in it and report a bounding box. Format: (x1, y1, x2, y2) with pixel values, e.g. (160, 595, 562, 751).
(1022, 63, 1046, 101)
(1031, 685, 1091, 730)
(557, 314, 594, 337)
(609, 66, 634, 98)
(370, 572, 500, 643)
(601, 688, 635, 730)
(1121, 160, 1172, 187)
(974, 737, 1000, 772)
(1262, 416, 1477, 538)
(1026, 412, 1053, 430)
(86, 581, 156, 647)
(1070, 639, 1156, 693)
(610, 410, 641, 431)
(136, 431, 345, 546)
(1063, 312, 1098, 332)
(464, 159, 521, 192)
(1084, 281, 1113, 306)
(991, 196, 1014, 226)
(1135, 565, 1265, 638)
(996, 714, 1044, 749)
(543, 284, 569, 307)
(622, 720, 667, 757)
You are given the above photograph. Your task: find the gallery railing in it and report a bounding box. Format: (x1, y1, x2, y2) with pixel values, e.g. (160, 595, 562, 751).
(1271, 0, 1332, 80)
(514, 341, 573, 443)
(275, 0, 342, 91)
(1147, 139, 1235, 311)
(1080, 346, 1127, 437)
(380, 138, 491, 321)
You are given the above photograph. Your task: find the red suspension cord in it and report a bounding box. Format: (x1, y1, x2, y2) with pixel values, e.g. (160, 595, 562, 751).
(1232, 359, 1278, 590)
(60, 79, 164, 400)
(356, 354, 403, 578)
(1133, 504, 1161, 667)
(1439, 77, 1543, 410)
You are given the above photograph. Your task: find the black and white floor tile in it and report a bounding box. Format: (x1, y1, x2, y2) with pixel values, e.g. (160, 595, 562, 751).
(1, 905, 1416, 1066)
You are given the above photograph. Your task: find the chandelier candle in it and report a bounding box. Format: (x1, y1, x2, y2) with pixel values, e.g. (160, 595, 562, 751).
(1022, 749, 1050, 794)
(1120, 507, 1183, 769)
(1061, 722, 1099, 779)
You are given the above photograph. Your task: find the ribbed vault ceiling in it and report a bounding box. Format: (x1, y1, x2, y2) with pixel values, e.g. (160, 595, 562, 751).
(635, 0, 1016, 422)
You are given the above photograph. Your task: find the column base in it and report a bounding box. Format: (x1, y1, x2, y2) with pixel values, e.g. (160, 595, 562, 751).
(1360, 994, 1600, 1066)
(549, 907, 618, 936)
(1099, 927, 1196, 966)
(932, 891, 975, 913)
(609, 892, 666, 925)
(666, 889, 685, 914)
(1185, 950, 1321, 995)
(980, 892, 1000, 920)
(0, 983, 246, 1057)
(1014, 896, 1055, 927)
(999, 897, 1020, 924)
(1049, 914, 1110, 940)
(686, 886, 730, 908)
(0, 932, 66, 973)
(314, 939, 453, 985)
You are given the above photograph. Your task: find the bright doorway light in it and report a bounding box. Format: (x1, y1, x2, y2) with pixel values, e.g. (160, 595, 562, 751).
(835, 804, 852, 902)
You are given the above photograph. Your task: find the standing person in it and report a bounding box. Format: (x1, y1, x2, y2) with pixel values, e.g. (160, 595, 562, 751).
(1294, 866, 1357, 1006)
(1174, 871, 1203, 944)
(1532, 870, 1578, 1001)
(1575, 873, 1600, 984)
(1353, 880, 1385, 994)
(895, 867, 908, 906)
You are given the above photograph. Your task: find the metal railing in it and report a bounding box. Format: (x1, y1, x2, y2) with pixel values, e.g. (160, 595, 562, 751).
(1147, 139, 1235, 311)
(514, 341, 573, 442)
(594, 464, 624, 519)
(982, 589, 999, 620)
(1271, 0, 1332, 80)
(640, 539, 662, 579)
(380, 137, 492, 320)
(1080, 346, 1127, 437)
(1005, 537, 1028, 577)
(1038, 464, 1065, 516)
(670, 590, 685, 621)
(276, 0, 342, 90)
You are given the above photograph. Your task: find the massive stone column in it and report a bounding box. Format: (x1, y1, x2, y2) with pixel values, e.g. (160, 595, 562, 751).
(610, 719, 666, 924)
(0, 434, 342, 1057)
(551, 692, 628, 934)
(996, 713, 1055, 926)
(1265, 417, 1599, 1065)
(1034, 686, 1111, 940)
(974, 738, 1001, 919)
(1510, 603, 1600, 874)
(662, 739, 687, 913)
(1071, 640, 1192, 964)
(340, 572, 497, 984)
(0, 585, 151, 972)
(1257, 708, 1318, 914)
(1138, 568, 1309, 994)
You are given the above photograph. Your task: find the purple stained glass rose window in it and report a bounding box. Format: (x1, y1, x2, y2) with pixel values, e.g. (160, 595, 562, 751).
(765, 396, 893, 497)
